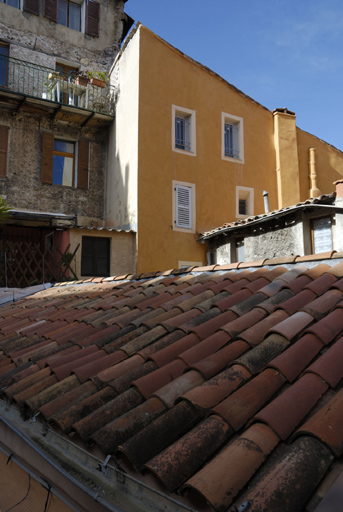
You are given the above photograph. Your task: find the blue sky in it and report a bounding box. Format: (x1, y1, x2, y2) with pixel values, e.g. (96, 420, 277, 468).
(125, 0, 343, 151)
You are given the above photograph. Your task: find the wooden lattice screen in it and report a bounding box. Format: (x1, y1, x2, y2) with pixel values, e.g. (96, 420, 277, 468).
(0, 240, 79, 288)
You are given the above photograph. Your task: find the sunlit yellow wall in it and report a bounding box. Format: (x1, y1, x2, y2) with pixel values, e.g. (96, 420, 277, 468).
(296, 127, 343, 200)
(136, 26, 277, 273)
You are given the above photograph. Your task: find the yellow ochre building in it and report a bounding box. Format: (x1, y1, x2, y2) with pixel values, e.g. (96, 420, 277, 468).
(107, 23, 343, 273)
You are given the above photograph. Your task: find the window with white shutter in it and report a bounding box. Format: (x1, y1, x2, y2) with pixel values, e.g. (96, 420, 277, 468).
(173, 181, 195, 233)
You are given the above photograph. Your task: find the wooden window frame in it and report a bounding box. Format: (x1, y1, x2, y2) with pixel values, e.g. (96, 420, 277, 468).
(53, 139, 75, 187)
(0, 125, 9, 178)
(41, 132, 89, 189)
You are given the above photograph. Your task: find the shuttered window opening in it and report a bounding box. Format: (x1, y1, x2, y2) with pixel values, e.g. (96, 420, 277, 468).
(44, 0, 58, 21)
(41, 133, 89, 189)
(175, 184, 192, 229)
(85, 0, 100, 36)
(0, 125, 9, 178)
(23, 0, 40, 15)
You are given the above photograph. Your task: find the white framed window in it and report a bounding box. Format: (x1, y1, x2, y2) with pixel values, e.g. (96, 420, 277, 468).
(172, 105, 196, 156)
(173, 180, 196, 233)
(222, 112, 244, 163)
(236, 186, 254, 218)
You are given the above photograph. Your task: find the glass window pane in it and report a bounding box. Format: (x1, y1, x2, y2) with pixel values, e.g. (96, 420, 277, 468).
(69, 2, 81, 31)
(53, 155, 73, 186)
(6, 0, 20, 7)
(58, 0, 68, 26)
(54, 140, 74, 154)
(0, 45, 8, 87)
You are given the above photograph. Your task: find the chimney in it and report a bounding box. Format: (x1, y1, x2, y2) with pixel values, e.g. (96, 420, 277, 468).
(263, 190, 269, 213)
(334, 179, 343, 205)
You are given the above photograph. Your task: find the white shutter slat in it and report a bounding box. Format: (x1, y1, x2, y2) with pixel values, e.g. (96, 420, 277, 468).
(176, 185, 192, 229)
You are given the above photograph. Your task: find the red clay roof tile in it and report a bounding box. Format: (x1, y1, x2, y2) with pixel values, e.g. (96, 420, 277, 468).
(144, 414, 232, 492)
(253, 373, 328, 439)
(213, 368, 286, 431)
(305, 335, 343, 387)
(267, 333, 323, 382)
(183, 423, 279, 511)
(2, 259, 343, 512)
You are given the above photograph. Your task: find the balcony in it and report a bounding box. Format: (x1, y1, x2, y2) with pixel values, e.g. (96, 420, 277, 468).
(0, 55, 115, 127)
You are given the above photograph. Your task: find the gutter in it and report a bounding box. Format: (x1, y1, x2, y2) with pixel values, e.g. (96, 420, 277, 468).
(0, 400, 196, 512)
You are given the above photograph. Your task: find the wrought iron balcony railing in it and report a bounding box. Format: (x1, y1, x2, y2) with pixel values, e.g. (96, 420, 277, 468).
(0, 54, 115, 116)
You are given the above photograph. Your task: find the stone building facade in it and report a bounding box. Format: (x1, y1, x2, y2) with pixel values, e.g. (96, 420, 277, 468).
(0, 0, 135, 285)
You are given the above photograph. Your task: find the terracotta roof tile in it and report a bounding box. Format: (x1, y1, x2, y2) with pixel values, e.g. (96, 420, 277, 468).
(2, 259, 343, 512)
(253, 373, 329, 439)
(181, 364, 252, 411)
(91, 397, 166, 454)
(189, 340, 250, 379)
(238, 309, 289, 347)
(183, 423, 279, 511)
(213, 368, 286, 431)
(295, 389, 343, 456)
(305, 308, 343, 344)
(305, 335, 343, 387)
(267, 333, 323, 382)
(236, 437, 333, 512)
(73, 388, 143, 441)
(144, 415, 232, 492)
(268, 311, 314, 340)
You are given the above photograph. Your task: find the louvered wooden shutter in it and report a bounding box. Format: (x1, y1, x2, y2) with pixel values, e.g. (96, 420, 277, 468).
(23, 0, 39, 15)
(85, 1, 100, 36)
(41, 132, 54, 184)
(77, 140, 89, 189)
(44, 0, 57, 22)
(0, 126, 9, 178)
(175, 184, 192, 229)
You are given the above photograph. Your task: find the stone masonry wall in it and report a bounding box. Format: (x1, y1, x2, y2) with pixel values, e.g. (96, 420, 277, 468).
(0, 0, 127, 71)
(0, 110, 107, 222)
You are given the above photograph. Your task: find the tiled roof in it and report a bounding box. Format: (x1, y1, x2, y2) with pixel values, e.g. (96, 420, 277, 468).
(199, 193, 337, 239)
(2, 255, 343, 511)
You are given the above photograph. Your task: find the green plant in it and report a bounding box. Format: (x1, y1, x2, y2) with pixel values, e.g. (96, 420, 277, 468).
(0, 196, 10, 225)
(86, 70, 109, 82)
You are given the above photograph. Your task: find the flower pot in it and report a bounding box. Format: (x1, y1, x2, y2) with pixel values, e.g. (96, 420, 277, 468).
(75, 76, 89, 86)
(90, 77, 106, 88)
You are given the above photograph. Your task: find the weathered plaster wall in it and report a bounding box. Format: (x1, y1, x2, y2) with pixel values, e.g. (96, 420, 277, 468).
(70, 228, 136, 278)
(297, 128, 343, 201)
(0, 110, 107, 222)
(244, 219, 305, 261)
(0, 0, 127, 70)
(106, 29, 139, 231)
(211, 214, 305, 263)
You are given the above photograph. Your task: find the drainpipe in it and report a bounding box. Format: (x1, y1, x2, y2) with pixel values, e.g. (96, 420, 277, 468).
(309, 148, 322, 198)
(263, 191, 269, 213)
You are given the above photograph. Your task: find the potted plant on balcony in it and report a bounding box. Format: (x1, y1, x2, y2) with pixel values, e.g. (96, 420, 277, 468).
(87, 70, 108, 88)
(74, 71, 89, 87)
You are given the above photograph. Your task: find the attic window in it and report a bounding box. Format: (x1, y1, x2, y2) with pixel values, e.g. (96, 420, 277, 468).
(239, 199, 247, 216)
(236, 186, 254, 218)
(311, 216, 333, 254)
